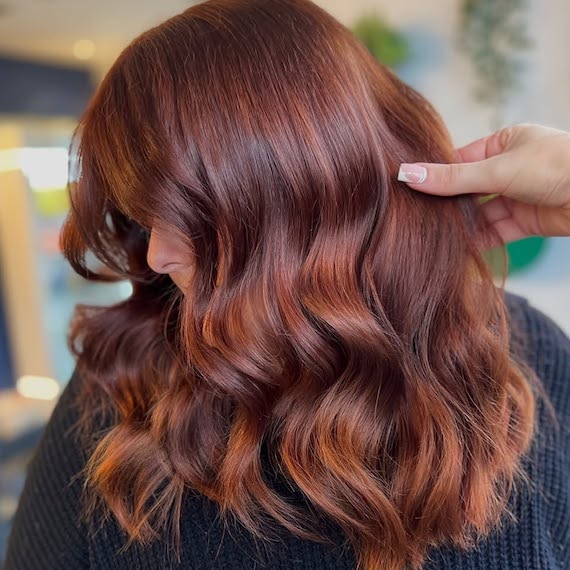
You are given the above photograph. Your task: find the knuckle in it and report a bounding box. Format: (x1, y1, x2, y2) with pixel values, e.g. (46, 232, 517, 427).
(496, 125, 516, 151)
(441, 163, 460, 190)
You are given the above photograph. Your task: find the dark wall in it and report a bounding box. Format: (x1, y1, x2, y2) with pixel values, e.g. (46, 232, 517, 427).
(0, 269, 14, 388)
(0, 55, 94, 117)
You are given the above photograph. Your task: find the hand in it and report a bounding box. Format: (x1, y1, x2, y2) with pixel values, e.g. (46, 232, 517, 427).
(397, 123, 570, 245)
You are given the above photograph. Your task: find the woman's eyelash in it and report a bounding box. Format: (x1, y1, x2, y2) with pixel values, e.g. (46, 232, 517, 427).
(138, 227, 151, 241)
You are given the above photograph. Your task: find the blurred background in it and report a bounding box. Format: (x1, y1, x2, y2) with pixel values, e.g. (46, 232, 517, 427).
(0, 0, 569, 563)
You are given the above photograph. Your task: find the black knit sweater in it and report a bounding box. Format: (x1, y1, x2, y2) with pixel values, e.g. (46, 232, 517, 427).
(3, 292, 570, 569)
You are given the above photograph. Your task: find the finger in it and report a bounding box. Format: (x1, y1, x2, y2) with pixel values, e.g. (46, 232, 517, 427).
(489, 218, 528, 244)
(454, 128, 510, 163)
(475, 219, 524, 251)
(478, 196, 533, 244)
(397, 127, 515, 194)
(398, 158, 504, 196)
(478, 195, 512, 225)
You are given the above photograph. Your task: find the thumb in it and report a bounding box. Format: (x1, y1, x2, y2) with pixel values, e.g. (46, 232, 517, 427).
(397, 159, 503, 197)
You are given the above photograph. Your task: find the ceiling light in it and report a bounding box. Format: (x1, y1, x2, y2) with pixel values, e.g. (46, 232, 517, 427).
(16, 375, 61, 401)
(73, 39, 96, 61)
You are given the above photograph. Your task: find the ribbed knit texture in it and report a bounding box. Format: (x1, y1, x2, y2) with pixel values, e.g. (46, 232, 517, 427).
(3, 291, 570, 569)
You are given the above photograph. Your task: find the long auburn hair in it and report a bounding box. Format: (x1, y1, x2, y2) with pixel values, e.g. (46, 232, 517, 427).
(60, 1, 556, 569)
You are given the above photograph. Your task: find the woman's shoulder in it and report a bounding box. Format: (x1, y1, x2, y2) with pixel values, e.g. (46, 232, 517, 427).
(504, 289, 570, 417)
(2, 369, 93, 569)
(504, 290, 570, 359)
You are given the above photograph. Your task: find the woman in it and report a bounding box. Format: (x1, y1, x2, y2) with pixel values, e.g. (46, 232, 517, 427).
(4, 1, 570, 569)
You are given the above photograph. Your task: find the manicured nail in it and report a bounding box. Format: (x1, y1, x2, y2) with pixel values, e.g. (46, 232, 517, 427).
(398, 164, 427, 184)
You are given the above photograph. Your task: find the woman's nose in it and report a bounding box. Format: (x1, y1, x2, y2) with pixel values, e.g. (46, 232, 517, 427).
(146, 226, 187, 274)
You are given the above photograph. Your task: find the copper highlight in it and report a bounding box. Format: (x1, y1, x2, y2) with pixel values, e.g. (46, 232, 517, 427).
(59, 1, 555, 569)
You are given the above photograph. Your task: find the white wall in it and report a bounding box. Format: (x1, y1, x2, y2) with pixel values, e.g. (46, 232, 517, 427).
(320, 0, 491, 142)
(319, 0, 570, 139)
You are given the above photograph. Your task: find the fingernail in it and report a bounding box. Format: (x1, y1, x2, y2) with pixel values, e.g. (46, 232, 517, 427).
(398, 164, 427, 184)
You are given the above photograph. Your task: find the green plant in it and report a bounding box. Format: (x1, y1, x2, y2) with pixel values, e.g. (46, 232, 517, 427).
(459, 0, 532, 127)
(352, 13, 410, 68)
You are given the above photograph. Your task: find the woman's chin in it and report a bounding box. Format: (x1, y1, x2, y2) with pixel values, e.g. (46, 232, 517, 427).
(170, 274, 189, 292)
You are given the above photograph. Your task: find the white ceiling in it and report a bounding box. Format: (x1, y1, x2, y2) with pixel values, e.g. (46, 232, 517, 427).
(0, 0, 198, 76)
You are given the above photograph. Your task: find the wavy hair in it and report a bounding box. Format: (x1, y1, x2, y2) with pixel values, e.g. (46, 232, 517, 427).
(60, 1, 556, 568)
